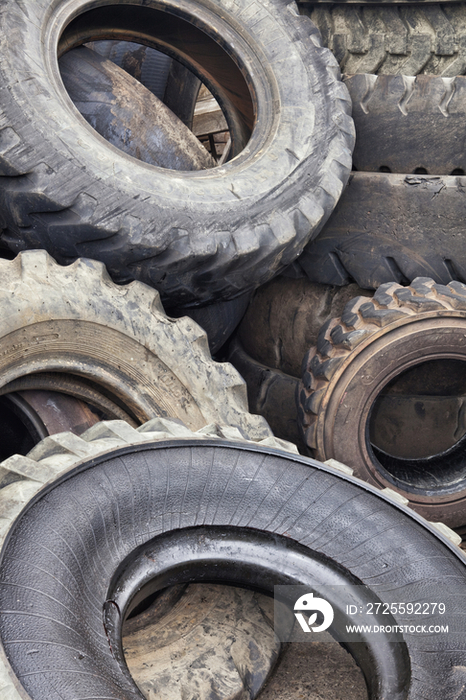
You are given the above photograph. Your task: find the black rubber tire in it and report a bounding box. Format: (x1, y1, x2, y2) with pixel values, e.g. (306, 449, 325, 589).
(345, 73, 466, 176)
(59, 46, 215, 171)
(293, 171, 466, 290)
(302, 4, 466, 76)
(167, 292, 252, 355)
(0, 249, 271, 441)
(89, 40, 201, 129)
(228, 336, 305, 450)
(0, 420, 464, 700)
(298, 276, 466, 527)
(0, 0, 353, 308)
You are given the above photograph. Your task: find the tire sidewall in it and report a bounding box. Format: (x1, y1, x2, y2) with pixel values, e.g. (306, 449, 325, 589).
(2, 0, 331, 209)
(318, 311, 466, 522)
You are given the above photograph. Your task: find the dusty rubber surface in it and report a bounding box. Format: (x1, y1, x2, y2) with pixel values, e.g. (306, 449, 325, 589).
(296, 172, 466, 290)
(299, 276, 466, 526)
(0, 0, 353, 307)
(0, 419, 464, 699)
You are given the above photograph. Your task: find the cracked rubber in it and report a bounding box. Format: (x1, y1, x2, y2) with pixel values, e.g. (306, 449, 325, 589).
(0, 250, 271, 441)
(0, 419, 464, 700)
(295, 172, 466, 290)
(298, 276, 466, 526)
(0, 0, 353, 307)
(302, 4, 466, 76)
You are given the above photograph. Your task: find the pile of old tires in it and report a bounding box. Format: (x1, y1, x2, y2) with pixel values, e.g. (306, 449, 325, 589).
(0, 1, 466, 699)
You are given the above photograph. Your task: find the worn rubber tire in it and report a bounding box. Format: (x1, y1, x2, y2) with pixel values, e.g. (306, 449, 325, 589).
(59, 46, 215, 171)
(298, 276, 466, 527)
(303, 4, 466, 76)
(294, 172, 466, 290)
(90, 40, 201, 129)
(0, 0, 353, 308)
(0, 249, 270, 441)
(0, 418, 464, 700)
(236, 276, 371, 377)
(0, 418, 297, 700)
(345, 73, 466, 175)
(228, 337, 305, 450)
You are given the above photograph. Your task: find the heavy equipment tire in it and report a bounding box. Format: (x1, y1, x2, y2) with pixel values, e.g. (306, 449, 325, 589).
(345, 74, 466, 176)
(0, 0, 353, 307)
(294, 172, 466, 290)
(303, 4, 466, 76)
(0, 250, 270, 441)
(0, 419, 464, 700)
(298, 276, 466, 526)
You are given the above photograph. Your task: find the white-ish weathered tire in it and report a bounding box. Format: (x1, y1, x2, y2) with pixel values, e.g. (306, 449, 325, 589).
(0, 250, 270, 440)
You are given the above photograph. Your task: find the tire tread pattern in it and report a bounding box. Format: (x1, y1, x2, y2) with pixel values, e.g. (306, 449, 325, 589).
(298, 276, 466, 450)
(0, 1, 354, 306)
(302, 3, 466, 76)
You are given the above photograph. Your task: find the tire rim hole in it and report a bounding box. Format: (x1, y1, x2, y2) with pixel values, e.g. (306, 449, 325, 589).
(368, 358, 466, 493)
(57, 5, 255, 170)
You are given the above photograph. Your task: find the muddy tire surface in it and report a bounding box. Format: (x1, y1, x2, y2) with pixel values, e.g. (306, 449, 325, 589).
(0, 250, 270, 440)
(299, 276, 466, 526)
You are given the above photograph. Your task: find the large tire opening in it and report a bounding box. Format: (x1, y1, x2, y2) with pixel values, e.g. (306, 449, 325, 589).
(57, 3, 253, 165)
(0, 431, 464, 700)
(0, 0, 353, 306)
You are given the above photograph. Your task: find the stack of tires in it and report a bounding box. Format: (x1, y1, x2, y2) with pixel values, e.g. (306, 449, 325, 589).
(0, 1, 465, 699)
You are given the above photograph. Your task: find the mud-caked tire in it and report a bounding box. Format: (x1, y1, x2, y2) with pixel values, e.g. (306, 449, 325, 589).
(298, 277, 466, 526)
(0, 250, 270, 440)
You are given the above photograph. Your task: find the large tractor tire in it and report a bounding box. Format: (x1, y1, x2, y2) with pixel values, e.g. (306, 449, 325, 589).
(0, 0, 353, 308)
(0, 250, 270, 441)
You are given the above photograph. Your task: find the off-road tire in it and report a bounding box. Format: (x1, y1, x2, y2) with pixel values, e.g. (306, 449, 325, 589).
(295, 172, 466, 290)
(0, 419, 464, 700)
(0, 250, 270, 440)
(0, 0, 353, 307)
(303, 4, 466, 76)
(298, 276, 466, 526)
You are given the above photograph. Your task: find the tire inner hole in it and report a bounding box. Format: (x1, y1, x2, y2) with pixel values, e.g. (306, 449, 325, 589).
(368, 358, 466, 491)
(57, 4, 256, 171)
